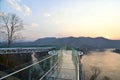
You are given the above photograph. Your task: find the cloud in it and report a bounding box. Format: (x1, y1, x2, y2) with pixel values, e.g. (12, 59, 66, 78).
(31, 23, 39, 27)
(43, 13, 51, 17)
(17, 0, 21, 2)
(7, 0, 32, 16)
(23, 5, 32, 16)
(7, 0, 22, 11)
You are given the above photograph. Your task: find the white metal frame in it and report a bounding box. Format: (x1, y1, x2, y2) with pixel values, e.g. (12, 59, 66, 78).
(0, 55, 54, 80)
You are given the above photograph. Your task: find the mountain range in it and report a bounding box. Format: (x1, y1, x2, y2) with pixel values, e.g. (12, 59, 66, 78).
(1, 37, 120, 49)
(33, 37, 120, 49)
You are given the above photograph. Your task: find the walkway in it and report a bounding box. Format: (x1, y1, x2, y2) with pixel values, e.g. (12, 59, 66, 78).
(57, 50, 76, 80)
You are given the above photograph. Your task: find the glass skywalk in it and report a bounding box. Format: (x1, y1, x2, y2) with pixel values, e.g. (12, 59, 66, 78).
(0, 49, 81, 80)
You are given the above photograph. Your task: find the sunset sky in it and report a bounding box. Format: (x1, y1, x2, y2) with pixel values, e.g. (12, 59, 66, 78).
(1, 0, 120, 40)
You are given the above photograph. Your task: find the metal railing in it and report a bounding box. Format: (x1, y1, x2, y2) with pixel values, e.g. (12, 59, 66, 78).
(0, 47, 53, 54)
(0, 50, 62, 80)
(0, 49, 80, 80)
(0, 55, 53, 80)
(42, 50, 63, 80)
(72, 49, 83, 80)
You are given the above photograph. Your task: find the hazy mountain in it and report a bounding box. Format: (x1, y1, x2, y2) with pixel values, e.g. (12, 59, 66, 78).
(33, 37, 120, 49)
(1, 37, 120, 49)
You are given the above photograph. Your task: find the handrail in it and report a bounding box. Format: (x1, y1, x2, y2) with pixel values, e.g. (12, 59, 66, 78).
(72, 49, 81, 80)
(0, 49, 80, 80)
(39, 61, 58, 80)
(76, 54, 80, 80)
(0, 55, 54, 80)
(41, 50, 63, 80)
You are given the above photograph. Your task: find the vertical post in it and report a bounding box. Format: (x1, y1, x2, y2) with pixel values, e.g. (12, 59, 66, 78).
(79, 54, 83, 80)
(29, 68, 32, 80)
(50, 53, 53, 67)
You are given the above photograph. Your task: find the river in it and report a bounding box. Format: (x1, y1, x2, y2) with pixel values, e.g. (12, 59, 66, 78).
(81, 49, 120, 80)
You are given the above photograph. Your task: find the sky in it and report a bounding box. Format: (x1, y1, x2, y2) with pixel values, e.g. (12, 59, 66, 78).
(1, 0, 120, 41)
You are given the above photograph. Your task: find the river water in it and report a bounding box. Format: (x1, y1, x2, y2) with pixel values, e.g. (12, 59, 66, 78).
(81, 49, 120, 80)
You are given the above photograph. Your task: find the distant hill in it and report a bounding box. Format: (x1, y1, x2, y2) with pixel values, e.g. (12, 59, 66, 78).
(33, 37, 120, 49)
(1, 37, 120, 49)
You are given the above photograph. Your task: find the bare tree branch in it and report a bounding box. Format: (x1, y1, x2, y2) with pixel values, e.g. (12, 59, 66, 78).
(0, 13, 23, 47)
(90, 66, 101, 80)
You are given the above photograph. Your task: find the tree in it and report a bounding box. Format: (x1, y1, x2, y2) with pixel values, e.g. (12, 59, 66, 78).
(90, 67, 101, 80)
(103, 76, 111, 80)
(0, 13, 23, 47)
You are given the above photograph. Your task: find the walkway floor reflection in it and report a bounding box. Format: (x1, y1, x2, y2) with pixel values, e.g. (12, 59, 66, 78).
(57, 50, 76, 80)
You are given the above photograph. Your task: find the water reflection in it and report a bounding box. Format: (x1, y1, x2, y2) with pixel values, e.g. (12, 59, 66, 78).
(82, 49, 120, 80)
